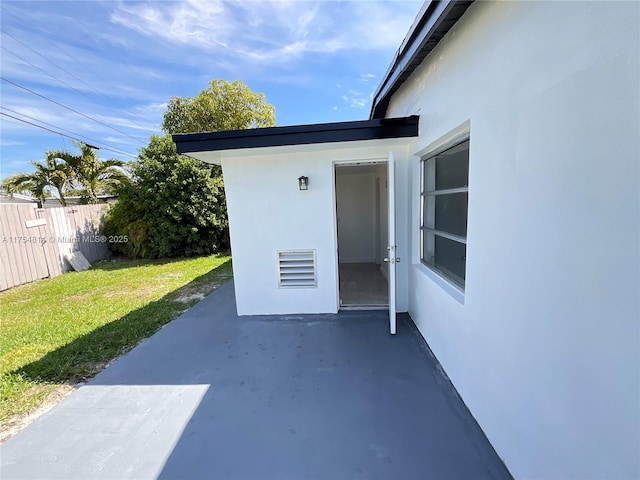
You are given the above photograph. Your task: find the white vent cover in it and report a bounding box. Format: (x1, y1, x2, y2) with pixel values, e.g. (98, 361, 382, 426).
(277, 250, 317, 288)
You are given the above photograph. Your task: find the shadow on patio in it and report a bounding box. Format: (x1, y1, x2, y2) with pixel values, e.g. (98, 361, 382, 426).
(1, 281, 511, 479)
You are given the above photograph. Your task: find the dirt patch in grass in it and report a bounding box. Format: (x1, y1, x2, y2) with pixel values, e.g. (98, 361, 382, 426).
(159, 273, 183, 279)
(176, 292, 206, 303)
(173, 279, 229, 304)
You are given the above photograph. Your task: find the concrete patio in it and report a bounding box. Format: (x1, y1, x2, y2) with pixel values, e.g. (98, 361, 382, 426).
(1, 281, 511, 479)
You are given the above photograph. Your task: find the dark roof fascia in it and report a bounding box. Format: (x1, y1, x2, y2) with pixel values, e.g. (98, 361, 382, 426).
(173, 116, 419, 154)
(370, 0, 474, 119)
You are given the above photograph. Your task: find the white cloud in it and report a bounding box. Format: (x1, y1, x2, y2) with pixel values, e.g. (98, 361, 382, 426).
(0, 90, 154, 160)
(111, 1, 421, 65)
(142, 101, 167, 110)
(0, 0, 423, 176)
(341, 94, 366, 109)
(93, 113, 158, 134)
(104, 136, 131, 143)
(0, 140, 26, 147)
(359, 73, 377, 82)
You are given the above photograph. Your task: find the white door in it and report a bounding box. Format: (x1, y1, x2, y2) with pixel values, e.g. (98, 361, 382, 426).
(385, 151, 397, 334)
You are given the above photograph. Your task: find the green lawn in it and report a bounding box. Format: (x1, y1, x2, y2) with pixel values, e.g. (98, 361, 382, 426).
(0, 254, 232, 423)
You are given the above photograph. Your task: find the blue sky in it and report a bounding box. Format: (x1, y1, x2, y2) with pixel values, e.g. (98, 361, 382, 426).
(0, 0, 422, 179)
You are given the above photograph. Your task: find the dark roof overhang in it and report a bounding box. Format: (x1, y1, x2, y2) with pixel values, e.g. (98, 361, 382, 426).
(370, 0, 474, 119)
(173, 116, 419, 155)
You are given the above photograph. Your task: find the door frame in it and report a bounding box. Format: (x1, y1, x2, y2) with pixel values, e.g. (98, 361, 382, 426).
(332, 158, 388, 311)
(387, 151, 397, 334)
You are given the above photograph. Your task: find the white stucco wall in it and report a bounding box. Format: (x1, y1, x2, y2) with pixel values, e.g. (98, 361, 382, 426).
(336, 171, 377, 263)
(221, 140, 411, 315)
(386, 1, 640, 478)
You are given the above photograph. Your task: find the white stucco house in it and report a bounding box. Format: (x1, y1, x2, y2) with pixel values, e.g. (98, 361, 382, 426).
(173, 1, 639, 478)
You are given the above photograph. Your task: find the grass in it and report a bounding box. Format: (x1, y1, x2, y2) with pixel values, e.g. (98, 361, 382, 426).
(0, 254, 232, 424)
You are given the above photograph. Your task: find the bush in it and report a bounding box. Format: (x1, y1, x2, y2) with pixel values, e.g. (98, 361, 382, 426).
(105, 135, 228, 258)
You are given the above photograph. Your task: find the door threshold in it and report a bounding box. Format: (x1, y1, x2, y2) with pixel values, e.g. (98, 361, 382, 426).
(340, 305, 388, 311)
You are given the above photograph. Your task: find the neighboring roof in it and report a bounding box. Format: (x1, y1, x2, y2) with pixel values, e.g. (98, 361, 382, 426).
(0, 192, 38, 204)
(370, 0, 474, 119)
(173, 116, 419, 155)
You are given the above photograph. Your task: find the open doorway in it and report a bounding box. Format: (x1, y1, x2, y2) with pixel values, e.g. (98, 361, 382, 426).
(335, 163, 389, 309)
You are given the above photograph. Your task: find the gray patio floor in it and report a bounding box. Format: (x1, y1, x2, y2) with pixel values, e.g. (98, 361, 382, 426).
(1, 281, 511, 480)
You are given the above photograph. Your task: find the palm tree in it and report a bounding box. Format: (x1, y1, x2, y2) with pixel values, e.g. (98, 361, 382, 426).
(3, 143, 131, 207)
(1, 156, 73, 207)
(46, 143, 130, 204)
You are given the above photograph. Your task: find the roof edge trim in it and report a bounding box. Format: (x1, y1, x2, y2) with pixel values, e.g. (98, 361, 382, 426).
(172, 116, 419, 154)
(370, 0, 474, 119)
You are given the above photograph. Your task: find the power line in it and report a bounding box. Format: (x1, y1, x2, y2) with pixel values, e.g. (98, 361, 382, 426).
(1, 112, 138, 159)
(1, 30, 155, 132)
(0, 76, 147, 145)
(0, 106, 139, 159)
(1, 45, 105, 108)
(0, 6, 151, 115)
(1, 112, 138, 160)
(1, 30, 112, 102)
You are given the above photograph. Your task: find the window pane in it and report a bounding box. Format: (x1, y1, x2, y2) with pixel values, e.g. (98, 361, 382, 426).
(421, 228, 435, 264)
(435, 192, 468, 237)
(423, 158, 435, 193)
(435, 140, 469, 190)
(422, 232, 466, 287)
(422, 194, 435, 229)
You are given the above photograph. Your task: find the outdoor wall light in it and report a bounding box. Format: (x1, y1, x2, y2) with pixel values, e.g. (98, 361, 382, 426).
(298, 176, 309, 191)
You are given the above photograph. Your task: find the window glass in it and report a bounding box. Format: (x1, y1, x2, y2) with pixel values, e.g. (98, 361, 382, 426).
(434, 192, 468, 237)
(420, 137, 469, 290)
(422, 232, 466, 287)
(435, 140, 469, 190)
(423, 158, 434, 192)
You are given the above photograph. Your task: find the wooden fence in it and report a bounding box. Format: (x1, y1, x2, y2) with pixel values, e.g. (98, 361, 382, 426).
(0, 203, 110, 291)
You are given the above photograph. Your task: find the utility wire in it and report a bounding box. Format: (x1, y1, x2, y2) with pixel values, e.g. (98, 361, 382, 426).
(0, 106, 139, 159)
(0, 76, 147, 145)
(0, 5, 151, 115)
(2, 30, 112, 103)
(1, 30, 154, 132)
(1, 112, 138, 159)
(1, 46, 106, 108)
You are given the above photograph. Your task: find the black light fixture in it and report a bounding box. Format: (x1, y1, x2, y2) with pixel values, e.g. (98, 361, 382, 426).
(298, 176, 309, 191)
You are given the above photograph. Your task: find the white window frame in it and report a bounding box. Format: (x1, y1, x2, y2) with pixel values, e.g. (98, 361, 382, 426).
(420, 138, 470, 290)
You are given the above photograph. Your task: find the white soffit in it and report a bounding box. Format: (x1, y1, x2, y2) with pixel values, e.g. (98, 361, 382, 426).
(185, 137, 415, 165)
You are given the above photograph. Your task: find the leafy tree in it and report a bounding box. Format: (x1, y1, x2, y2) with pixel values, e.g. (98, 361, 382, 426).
(2, 155, 73, 207)
(105, 79, 275, 258)
(138, 78, 275, 258)
(104, 135, 227, 258)
(47, 142, 130, 204)
(162, 79, 275, 134)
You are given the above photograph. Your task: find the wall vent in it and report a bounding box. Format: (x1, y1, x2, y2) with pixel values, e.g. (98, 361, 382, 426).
(277, 250, 317, 288)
